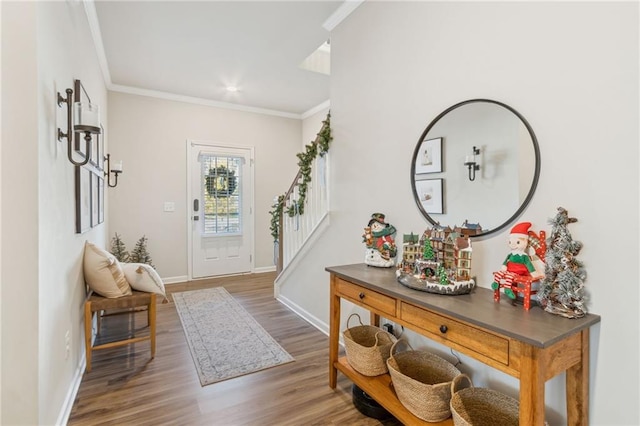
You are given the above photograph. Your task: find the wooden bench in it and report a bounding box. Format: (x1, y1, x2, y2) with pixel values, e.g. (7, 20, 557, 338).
(84, 290, 156, 372)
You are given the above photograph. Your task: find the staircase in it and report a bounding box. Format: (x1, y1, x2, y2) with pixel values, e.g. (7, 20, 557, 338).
(273, 114, 331, 277)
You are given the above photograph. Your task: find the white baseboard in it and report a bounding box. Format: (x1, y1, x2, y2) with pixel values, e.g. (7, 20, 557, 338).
(275, 213, 330, 292)
(276, 294, 329, 336)
(162, 268, 274, 285)
(162, 275, 188, 285)
(56, 354, 86, 426)
(277, 294, 346, 349)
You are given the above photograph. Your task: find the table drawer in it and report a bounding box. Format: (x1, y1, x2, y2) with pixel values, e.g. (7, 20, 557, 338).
(335, 279, 396, 317)
(400, 302, 509, 365)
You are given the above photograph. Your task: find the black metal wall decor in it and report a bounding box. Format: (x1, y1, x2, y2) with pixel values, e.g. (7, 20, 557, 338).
(63, 80, 105, 233)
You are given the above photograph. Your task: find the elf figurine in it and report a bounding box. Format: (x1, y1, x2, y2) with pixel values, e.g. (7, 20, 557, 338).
(491, 222, 537, 300)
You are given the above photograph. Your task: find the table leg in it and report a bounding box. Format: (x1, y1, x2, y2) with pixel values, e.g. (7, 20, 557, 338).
(566, 329, 589, 425)
(370, 312, 380, 327)
(329, 275, 340, 389)
(519, 344, 546, 425)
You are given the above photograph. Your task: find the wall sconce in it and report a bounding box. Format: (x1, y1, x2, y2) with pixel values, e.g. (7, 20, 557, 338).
(104, 154, 123, 188)
(57, 80, 101, 166)
(464, 146, 480, 181)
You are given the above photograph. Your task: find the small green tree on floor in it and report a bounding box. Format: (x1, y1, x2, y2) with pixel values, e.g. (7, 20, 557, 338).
(130, 235, 155, 269)
(110, 233, 130, 262)
(538, 207, 587, 318)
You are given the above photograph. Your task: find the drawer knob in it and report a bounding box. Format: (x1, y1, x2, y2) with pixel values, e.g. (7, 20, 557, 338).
(439, 325, 448, 334)
(359, 292, 365, 299)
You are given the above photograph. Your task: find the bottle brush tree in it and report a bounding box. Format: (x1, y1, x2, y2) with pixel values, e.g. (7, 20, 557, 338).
(110, 233, 130, 262)
(130, 235, 155, 269)
(538, 207, 587, 318)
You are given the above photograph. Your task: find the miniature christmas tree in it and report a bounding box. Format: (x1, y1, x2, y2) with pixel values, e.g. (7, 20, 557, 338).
(538, 207, 587, 318)
(130, 235, 155, 269)
(110, 233, 130, 262)
(422, 238, 434, 260)
(437, 265, 449, 285)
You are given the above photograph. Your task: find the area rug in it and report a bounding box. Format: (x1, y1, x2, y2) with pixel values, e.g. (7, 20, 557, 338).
(173, 287, 294, 386)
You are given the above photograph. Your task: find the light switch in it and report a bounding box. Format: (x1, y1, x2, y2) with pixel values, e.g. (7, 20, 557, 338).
(164, 202, 175, 212)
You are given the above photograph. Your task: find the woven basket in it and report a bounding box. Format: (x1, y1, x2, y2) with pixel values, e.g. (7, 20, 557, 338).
(450, 374, 519, 426)
(343, 313, 396, 376)
(387, 341, 461, 422)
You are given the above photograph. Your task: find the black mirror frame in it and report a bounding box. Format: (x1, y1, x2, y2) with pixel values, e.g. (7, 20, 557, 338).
(411, 98, 541, 238)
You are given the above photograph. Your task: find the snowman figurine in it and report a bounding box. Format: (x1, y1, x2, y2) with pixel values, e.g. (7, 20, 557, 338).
(362, 213, 397, 268)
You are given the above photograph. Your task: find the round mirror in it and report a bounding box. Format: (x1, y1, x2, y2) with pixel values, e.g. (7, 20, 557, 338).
(411, 99, 540, 238)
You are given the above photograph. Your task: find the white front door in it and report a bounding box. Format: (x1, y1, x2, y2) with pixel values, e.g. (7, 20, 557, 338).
(188, 141, 253, 279)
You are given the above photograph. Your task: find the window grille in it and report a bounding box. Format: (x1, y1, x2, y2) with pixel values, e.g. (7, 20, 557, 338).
(199, 154, 243, 235)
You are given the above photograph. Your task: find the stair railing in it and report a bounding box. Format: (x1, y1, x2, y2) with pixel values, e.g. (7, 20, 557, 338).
(271, 115, 331, 275)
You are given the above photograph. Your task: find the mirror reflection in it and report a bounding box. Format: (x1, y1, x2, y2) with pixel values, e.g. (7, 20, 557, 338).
(411, 99, 540, 237)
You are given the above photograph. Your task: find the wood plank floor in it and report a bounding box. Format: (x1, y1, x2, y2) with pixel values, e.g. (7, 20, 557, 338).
(68, 272, 401, 425)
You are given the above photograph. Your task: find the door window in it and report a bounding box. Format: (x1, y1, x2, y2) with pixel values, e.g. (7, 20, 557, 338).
(200, 154, 243, 235)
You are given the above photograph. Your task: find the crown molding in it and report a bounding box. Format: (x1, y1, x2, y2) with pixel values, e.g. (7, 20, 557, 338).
(83, 0, 318, 120)
(83, 0, 112, 85)
(323, 0, 365, 31)
(109, 84, 302, 119)
(301, 100, 330, 120)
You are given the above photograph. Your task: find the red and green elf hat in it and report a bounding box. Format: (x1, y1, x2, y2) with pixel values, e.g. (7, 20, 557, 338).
(510, 222, 531, 238)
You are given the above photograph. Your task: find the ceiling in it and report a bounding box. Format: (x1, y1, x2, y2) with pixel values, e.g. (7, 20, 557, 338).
(92, 1, 345, 118)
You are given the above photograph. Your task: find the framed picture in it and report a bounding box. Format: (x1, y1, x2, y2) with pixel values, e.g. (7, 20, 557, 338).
(98, 176, 105, 224)
(75, 165, 92, 233)
(90, 124, 104, 171)
(415, 178, 444, 214)
(90, 172, 99, 227)
(414, 137, 442, 174)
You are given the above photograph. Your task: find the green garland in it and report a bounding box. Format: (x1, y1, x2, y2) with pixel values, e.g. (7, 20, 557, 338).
(205, 165, 237, 198)
(270, 195, 285, 242)
(269, 113, 332, 242)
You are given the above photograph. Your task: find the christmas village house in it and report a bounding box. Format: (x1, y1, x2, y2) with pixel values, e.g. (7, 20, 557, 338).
(400, 225, 473, 283)
(401, 233, 421, 263)
(455, 220, 483, 237)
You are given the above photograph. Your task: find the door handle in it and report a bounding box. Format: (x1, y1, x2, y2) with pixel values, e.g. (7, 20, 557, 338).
(193, 199, 200, 221)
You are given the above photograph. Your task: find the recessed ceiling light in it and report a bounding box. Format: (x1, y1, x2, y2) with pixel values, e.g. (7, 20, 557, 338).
(226, 86, 238, 92)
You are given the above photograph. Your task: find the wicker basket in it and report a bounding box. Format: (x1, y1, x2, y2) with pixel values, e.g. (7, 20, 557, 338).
(387, 341, 461, 422)
(343, 313, 396, 376)
(450, 374, 519, 426)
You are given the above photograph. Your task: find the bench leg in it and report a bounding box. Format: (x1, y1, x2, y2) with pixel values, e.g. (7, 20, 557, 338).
(149, 294, 156, 359)
(84, 301, 93, 373)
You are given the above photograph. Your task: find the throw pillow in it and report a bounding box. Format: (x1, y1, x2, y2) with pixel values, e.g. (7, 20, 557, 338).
(122, 263, 166, 300)
(83, 241, 132, 298)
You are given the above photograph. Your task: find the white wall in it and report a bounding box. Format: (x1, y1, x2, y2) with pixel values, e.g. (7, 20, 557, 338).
(1, 3, 39, 424)
(279, 2, 639, 425)
(37, 2, 109, 424)
(107, 92, 302, 280)
(0, 1, 3, 417)
(2, 2, 107, 424)
(302, 105, 330, 150)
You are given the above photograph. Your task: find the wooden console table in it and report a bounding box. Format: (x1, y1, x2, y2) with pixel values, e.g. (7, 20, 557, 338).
(327, 263, 600, 425)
